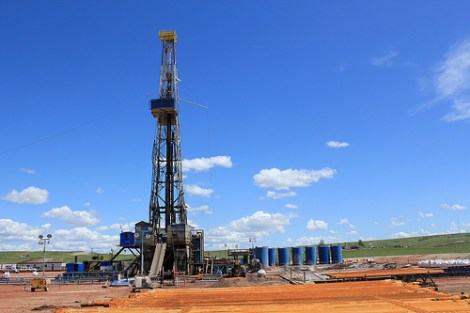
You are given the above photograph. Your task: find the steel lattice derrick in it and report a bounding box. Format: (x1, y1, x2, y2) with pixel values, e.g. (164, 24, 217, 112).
(149, 30, 187, 237)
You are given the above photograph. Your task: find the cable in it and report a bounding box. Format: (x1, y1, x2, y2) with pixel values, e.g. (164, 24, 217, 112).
(0, 113, 112, 156)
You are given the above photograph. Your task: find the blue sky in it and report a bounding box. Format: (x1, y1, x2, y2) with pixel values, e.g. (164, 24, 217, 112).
(1, 0, 470, 252)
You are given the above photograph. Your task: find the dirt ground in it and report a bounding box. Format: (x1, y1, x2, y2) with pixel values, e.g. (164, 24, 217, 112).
(0, 255, 470, 313)
(0, 284, 129, 313)
(53, 280, 470, 313)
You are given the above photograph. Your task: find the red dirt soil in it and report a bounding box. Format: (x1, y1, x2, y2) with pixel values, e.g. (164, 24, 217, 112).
(52, 280, 470, 313)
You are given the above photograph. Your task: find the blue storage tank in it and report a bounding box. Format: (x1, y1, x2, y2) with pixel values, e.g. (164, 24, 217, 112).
(120, 231, 135, 246)
(255, 246, 269, 267)
(305, 246, 317, 265)
(330, 245, 343, 263)
(65, 263, 75, 273)
(292, 247, 304, 265)
(318, 246, 330, 264)
(268, 248, 277, 266)
(66, 262, 84, 272)
(278, 247, 290, 266)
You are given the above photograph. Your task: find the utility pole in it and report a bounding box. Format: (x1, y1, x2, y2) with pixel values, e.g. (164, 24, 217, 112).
(38, 234, 52, 278)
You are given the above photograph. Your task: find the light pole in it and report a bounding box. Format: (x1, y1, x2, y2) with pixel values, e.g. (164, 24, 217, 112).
(249, 237, 256, 250)
(38, 234, 52, 278)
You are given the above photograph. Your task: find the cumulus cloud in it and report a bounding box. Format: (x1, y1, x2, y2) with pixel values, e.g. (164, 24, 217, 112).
(294, 236, 331, 246)
(0, 218, 50, 242)
(2, 186, 48, 204)
(326, 141, 350, 148)
(265, 191, 297, 199)
(253, 168, 336, 190)
(20, 168, 35, 174)
(370, 51, 399, 66)
(391, 229, 433, 239)
(390, 217, 406, 227)
(83, 202, 91, 207)
(187, 205, 213, 215)
(390, 231, 412, 239)
(433, 39, 470, 121)
(185, 184, 214, 197)
(419, 212, 433, 218)
(182, 156, 232, 172)
(52, 227, 119, 251)
(96, 187, 104, 194)
(449, 222, 470, 233)
(338, 218, 349, 225)
(306, 219, 328, 230)
(109, 222, 136, 232)
(284, 203, 298, 209)
(441, 203, 466, 211)
(42, 205, 99, 226)
(205, 211, 297, 249)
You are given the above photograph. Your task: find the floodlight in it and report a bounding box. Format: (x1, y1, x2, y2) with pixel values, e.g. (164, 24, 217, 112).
(38, 235, 43, 239)
(47, 234, 52, 239)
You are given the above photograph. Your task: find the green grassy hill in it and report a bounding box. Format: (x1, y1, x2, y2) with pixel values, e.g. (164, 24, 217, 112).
(1, 233, 469, 263)
(204, 233, 470, 259)
(343, 233, 470, 258)
(0, 251, 133, 264)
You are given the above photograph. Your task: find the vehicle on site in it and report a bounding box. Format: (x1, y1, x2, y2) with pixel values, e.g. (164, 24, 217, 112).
(5, 265, 18, 272)
(30, 278, 51, 292)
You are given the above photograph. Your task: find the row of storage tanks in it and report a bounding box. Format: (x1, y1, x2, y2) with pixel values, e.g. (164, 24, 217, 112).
(254, 245, 343, 267)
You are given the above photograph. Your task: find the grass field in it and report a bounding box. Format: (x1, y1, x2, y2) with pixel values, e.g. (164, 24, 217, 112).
(1, 233, 469, 263)
(204, 233, 470, 259)
(0, 251, 134, 264)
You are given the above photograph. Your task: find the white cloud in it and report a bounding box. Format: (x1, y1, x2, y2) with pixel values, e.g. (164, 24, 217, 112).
(205, 211, 297, 249)
(83, 202, 91, 207)
(306, 219, 328, 230)
(182, 156, 232, 172)
(442, 100, 470, 121)
(266, 191, 297, 199)
(187, 219, 199, 229)
(441, 203, 466, 211)
(96, 187, 104, 194)
(20, 168, 35, 174)
(2, 186, 49, 204)
(284, 203, 298, 209)
(326, 141, 350, 148)
(187, 205, 213, 215)
(419, 212, 433, 218)
(449, 222, 470, 233)
(0, 218, 50, 242)
(42, 205, 99, 226)
(390, 219, 406, 227)
(109, 222, 136, 232)
(52, 227, 119, 251)
(433, 39, 470, 121)
(370, 51, 399, 66)
(390, 231, 411, 239)
(253, 167, 336, 190)
(373, 221, 380, 225)
(391, 229, 433, 239)
(294, 236, 328, 246)
(346, 230, 358, 235)
(185, 184, 214, 197)
(0, 219, 119, 252)
(338, 218, 349, 225)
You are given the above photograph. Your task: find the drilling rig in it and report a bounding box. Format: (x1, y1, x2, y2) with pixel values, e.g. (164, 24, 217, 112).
(113, 30, 204, 277)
